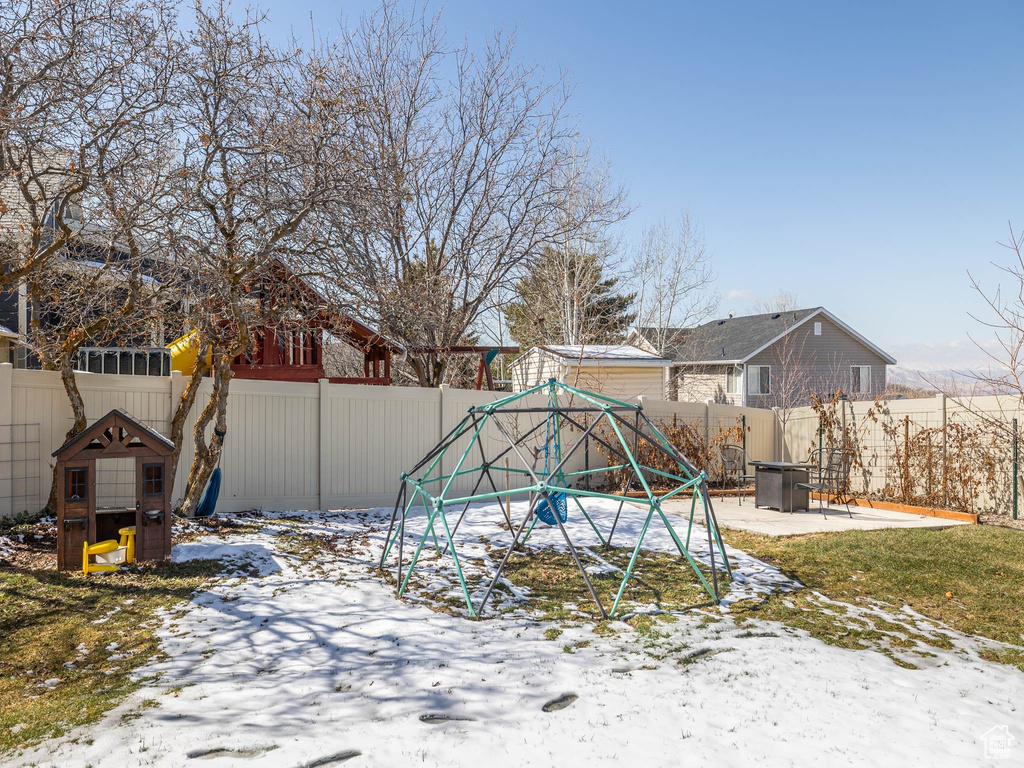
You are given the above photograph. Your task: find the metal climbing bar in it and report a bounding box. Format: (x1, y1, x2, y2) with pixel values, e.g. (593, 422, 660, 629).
(379, 380, 730, 620)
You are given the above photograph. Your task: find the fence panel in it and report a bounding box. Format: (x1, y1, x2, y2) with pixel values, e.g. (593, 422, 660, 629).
(782, 394, 1020, 515)
(1, 366, 786, 517)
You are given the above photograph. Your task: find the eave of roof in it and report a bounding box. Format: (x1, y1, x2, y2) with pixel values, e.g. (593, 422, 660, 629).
(513, 345, 673, 368)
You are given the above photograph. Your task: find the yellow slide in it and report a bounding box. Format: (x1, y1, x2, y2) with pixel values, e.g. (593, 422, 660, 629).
(167, 330, 211, 376)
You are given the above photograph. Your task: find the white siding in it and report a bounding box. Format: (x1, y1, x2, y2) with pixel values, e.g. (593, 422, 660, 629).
(510, 349, 564, 392)
(567, 366, 666, 400)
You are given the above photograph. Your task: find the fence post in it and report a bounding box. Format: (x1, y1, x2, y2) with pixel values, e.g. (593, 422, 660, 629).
(319, 378, 329, 512)
(938, 393, 947, 508)
(0, 363, 11, 519)
(704, 399, 713, 452)
(1013, 417, 1018, 520)
(903, 415, 910, 504)
(439, 384, 447, 485)
(771, 407, 782, 461)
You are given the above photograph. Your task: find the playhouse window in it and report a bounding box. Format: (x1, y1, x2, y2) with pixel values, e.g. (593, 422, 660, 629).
(143, 464, 164, 496)
(66, 467, 88, 501)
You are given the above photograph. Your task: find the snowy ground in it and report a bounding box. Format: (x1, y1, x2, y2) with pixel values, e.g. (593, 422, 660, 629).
(9, 501, 1022, 767)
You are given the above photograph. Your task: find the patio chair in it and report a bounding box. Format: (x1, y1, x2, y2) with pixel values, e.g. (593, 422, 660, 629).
(804, 446, 827, 483)
(718, 444, 755, 505)
(795, 448, 855, 518)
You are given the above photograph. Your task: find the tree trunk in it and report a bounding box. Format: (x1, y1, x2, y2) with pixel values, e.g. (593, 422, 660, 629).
(178, 351, 232, 517)
(168, 346, 211, 495)
(45, 357, 89, 513)
(408, 353, 447, 388)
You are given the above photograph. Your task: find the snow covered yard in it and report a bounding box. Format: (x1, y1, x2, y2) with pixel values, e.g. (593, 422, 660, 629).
(7, 502, 1022, 767)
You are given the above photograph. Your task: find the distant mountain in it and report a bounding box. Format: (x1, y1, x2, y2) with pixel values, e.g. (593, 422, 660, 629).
(886, 366, 1012, 396)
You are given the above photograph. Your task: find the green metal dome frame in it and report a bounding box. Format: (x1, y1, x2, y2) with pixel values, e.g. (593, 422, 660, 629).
(379, 379, 731, 618)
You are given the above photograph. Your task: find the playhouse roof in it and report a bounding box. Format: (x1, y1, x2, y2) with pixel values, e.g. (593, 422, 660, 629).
(52, 408, 174, 458)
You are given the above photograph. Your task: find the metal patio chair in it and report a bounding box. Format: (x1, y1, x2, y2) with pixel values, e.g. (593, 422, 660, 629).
(795, 448, 855, 518)
(804, 446, 827, 483)
(719, 443, 755, 505)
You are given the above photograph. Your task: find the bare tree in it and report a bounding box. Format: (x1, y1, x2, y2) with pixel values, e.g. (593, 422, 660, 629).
(167, 0, 364, 515)
(967, 223, 1024, 400)
(314, 1, 598, 387)
(628, 213, 716, 399)
(760, 317, 811, 443)
(0, 0, 180, 291)
(630, 212, 717, 355)
(0, 0, 185, 510)
(750, 290, 799, 316)
(529, 149, 631, 347)
(754, 292, 810, 420)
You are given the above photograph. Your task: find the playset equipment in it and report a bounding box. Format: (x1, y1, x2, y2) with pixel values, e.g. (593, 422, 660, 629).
(53, 409, 174, 572)
(380, 379, 730, 619)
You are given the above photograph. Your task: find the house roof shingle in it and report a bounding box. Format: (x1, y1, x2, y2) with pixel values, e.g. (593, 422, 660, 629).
(636, 307, 823, 364)
(635, 306, 896, 365)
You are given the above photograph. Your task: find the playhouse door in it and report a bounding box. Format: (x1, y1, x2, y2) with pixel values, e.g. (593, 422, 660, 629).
(135, 458, 171, 562)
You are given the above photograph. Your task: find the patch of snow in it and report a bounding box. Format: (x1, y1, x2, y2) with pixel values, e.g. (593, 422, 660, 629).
(8, 504, 1023, 768)
(387, 499, 799, 608)
(172, 537, 281, 576)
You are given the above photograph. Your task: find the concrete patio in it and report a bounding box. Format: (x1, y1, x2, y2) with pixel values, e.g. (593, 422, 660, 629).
(660, 495, 971, 536)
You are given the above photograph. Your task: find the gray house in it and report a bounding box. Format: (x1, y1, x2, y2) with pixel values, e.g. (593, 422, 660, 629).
(629, 307, 896, 407)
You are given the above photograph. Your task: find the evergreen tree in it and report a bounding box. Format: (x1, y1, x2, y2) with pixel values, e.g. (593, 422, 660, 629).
(505, 247, 636, 349)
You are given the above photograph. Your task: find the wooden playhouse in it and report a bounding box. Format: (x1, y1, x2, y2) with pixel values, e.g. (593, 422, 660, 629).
(53, 409, 174, 571)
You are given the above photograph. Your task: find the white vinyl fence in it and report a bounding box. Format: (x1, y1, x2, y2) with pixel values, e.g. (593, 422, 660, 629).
(782, 393, 1019, 514)
(0, 365, 782, 517)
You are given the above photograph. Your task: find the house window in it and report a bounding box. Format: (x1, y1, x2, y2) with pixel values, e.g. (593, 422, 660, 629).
(851, 365, 871, 395)
(747, 365, 771, 395)
(814, 322, 822, 336)
(726, 367, 741, 395)
(143, 464, 164, 496)
(66, 467, 88, 502)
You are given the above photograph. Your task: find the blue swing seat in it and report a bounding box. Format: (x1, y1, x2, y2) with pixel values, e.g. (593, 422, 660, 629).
(194, 466, 221, 519)
(536, 491, 568, 526)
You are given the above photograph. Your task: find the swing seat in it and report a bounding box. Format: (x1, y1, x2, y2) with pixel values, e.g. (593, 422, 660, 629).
(536, 492, 568, 526)
(194, 466, 221, 518)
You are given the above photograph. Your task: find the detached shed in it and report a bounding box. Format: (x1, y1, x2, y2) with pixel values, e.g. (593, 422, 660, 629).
(509, 345, 671, 400)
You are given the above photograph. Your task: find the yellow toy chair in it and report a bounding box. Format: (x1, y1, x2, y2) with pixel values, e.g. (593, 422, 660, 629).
(82, 539, 127, 575)
(118, 526, 137, 564)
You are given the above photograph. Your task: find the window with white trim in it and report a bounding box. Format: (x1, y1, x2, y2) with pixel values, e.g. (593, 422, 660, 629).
(726, 367, 741, 395)
(850, 365, 871, 394)
(747, 365, 771, 395)
(813, 321, 822, 335)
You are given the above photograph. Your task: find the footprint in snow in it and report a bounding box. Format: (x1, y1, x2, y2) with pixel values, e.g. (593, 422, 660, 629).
(542, 693, 578, 712)
(419, 714, 476, 724)
(296, 750, 362, 767)
(187, 745, 278, 759)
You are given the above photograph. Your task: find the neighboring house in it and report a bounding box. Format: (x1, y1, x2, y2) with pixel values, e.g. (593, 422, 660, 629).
(0, 185, 400, 383)
(629, 307, 896, 407)
(509, 345, 672, 400)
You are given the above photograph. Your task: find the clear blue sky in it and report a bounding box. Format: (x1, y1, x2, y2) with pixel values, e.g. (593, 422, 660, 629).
(258, 0, 1024, 371)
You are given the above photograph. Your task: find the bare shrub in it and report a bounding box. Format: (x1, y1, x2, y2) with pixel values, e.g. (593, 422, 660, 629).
(808, 390, 1007, 514)
(594, 417, 743, 491)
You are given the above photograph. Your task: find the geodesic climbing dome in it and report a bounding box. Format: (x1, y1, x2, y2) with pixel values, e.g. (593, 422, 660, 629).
(379, 379, 731, 618)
